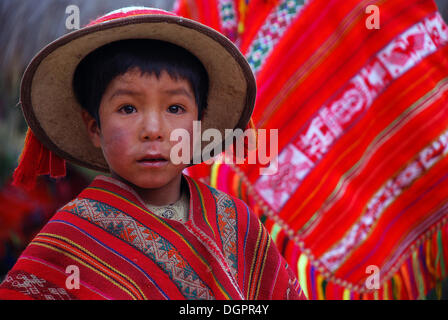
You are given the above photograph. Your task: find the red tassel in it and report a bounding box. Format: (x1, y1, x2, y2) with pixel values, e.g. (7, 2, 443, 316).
(11, 128, 66, 190)
(49, 150, 67, 178)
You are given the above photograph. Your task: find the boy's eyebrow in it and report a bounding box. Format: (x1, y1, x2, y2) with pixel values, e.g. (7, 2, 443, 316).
(109, 89, 142, 101)
(163, 88, 194, 99)
(109, 88, 193, 100)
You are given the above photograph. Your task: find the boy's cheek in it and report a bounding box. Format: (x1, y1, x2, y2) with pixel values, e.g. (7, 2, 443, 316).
(100, 129, 134, 159)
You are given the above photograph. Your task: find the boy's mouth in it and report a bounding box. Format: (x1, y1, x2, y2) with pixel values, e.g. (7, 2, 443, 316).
(137, 154, 169, 167)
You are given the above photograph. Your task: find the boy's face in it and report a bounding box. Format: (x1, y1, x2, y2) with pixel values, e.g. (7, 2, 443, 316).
(84, 68, 198, 190)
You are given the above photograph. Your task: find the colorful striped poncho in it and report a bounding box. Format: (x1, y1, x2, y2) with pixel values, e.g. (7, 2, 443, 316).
(0, 175, 305, 300)
(175, 0, 448, 299)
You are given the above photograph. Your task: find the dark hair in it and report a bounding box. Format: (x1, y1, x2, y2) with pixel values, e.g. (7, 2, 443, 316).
(73, 39, 209, 126)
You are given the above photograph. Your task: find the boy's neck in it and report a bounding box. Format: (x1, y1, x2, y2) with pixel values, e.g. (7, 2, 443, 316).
(110, 172, 183, 206)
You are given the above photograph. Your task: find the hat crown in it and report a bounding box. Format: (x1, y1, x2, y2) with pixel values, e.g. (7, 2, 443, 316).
(87, 6, 177, 27)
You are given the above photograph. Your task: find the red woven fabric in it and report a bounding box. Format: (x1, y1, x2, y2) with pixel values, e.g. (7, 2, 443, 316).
(0, 175, 305, 300)
(176, 0, 448, 299)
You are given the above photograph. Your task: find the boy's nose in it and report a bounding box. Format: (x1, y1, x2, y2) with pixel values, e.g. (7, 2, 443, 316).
(140, 111, 164, 141)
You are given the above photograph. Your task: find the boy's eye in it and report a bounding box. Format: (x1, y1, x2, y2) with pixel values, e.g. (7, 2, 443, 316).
(119, 104, 136, 114)
(168, 104, 184, 114)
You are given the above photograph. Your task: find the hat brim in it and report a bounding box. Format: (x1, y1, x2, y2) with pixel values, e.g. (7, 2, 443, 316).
(20, 14, 256, 172)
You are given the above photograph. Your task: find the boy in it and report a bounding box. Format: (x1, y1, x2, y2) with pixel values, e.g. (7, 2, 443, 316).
(0, 7, 305, 300)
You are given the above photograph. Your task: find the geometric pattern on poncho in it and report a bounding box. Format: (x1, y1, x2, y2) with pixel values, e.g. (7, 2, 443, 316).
(1, 270, 74, 300)
(62, 198, 214, 300)
(209, 187, 238, 278)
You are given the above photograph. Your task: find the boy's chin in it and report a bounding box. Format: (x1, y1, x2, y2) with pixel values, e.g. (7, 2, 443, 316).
(134, 180, 173, 190)
(112, 170, 184, 191)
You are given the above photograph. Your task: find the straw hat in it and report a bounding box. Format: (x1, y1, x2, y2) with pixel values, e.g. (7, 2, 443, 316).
(18, 6, 256, 176)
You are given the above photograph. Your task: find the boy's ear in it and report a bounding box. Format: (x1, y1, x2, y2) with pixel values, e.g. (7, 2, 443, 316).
(81, 110, 101, 148)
